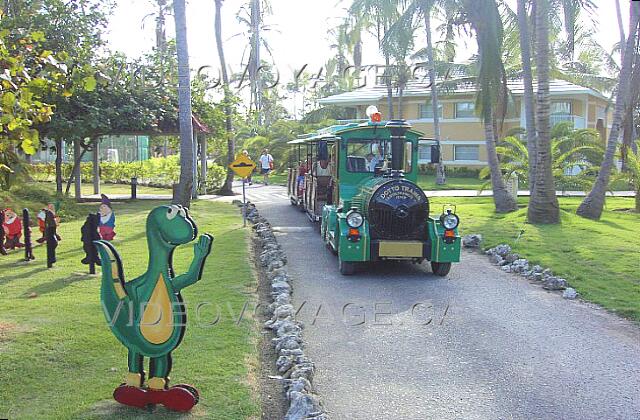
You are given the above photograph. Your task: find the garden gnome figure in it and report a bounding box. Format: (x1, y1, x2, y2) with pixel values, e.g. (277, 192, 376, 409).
(37, 203, 61, 244)
(94, 205, 214, 412)
(0, 210, 6, 255)
(45, 209, 58, 268)
(23, 209, 34, 261)
(81, 213, 101, 274)
(99, 194, 116, 240)
(3, 208, 24, 250)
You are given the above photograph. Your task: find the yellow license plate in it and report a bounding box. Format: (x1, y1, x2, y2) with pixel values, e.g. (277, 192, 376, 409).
(378, 241, 424, 257)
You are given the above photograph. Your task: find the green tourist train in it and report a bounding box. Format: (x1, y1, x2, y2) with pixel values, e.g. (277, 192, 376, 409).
(287, 108, 462, 276)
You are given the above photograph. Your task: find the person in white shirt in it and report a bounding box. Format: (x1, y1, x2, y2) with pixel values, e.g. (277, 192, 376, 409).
(259, 149, 274, 185)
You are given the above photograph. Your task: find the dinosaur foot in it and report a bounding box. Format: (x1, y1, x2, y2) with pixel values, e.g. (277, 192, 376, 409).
(113, 384, 199, 412)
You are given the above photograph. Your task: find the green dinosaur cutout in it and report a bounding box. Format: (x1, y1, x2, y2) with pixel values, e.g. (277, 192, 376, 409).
(95, 204, 213, 411)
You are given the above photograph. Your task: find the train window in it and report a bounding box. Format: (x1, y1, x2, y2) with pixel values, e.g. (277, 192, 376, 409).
(345, 139, 413, 173)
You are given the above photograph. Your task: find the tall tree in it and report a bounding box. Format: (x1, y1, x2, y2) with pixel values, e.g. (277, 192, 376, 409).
(350, 0, 400, 119)
(216, 0, 236, 195)
(423, 0, 446, 185)
(517, 0, 537, 191)
(463, 0, 517, 213)
(528, 0, 560, 223)
(172, 0, 195, 206)
(577, 2, 640, 219)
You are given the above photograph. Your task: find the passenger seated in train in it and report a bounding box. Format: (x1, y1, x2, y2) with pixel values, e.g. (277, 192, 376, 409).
(297, 156, 311, 194)
(314, 156, 332, 177)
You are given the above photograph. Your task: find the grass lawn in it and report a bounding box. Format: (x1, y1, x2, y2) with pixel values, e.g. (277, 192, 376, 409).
(35, 181, 173, 197)
(429, 196, 640, 321)
(418, 174, 484, 190)
(0, 199, 259, 419)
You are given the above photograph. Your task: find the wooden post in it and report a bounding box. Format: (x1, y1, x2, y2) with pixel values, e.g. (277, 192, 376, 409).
(22, 209, 34, 261)
(74, 139, 82, 202)
(200, 134, 207, 194)
(93, 138, 100, 195)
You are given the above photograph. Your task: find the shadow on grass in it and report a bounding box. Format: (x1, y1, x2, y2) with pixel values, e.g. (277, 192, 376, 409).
(77, 399, 207, 420)
(23, 273, 90, 297)
(0, 266, 44, 286)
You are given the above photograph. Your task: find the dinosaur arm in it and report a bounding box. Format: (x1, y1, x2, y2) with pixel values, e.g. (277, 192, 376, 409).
(172, 234, 214, 291)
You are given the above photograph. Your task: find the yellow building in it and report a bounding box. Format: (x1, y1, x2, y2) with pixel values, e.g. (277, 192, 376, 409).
(318, 79, 612, 169)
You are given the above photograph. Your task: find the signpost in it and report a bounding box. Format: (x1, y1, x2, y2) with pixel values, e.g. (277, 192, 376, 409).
(229, 155, 257, 227)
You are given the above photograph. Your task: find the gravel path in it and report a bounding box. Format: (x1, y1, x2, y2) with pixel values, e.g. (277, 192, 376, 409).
(243, 184, 640, 420)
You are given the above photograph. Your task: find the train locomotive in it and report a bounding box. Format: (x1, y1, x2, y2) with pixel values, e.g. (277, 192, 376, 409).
(287, 108, 461, 275)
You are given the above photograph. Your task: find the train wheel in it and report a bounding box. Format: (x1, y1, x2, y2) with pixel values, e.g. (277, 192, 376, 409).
(339, 259, 356, 275)
(430, 262, 451, 277)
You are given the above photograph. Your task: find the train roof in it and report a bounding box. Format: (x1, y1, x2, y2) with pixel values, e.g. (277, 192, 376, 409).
(288, 120, 425, 144)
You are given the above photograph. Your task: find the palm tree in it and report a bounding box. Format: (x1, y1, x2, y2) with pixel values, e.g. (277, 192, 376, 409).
(350, 0, 400, 119)
(462, 0, 517, 213)
(215, 0, 236, 196)
(172, 0, 194, 207)
(528, 0, 560, 224)
(516, 0, 537, 190)
(577, 2, 640, 220)
(481, 124, 605, 193)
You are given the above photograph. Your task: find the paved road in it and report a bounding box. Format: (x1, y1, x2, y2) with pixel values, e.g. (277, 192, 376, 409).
(243, 184, 640, 420)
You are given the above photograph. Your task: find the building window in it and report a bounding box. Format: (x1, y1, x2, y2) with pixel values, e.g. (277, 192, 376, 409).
(418, 145, 432, 161)
(551, 101, 572, 115)
(455, 102, 476, 118)
(454, 145, 479, 161)
(419, 102, 443, 119)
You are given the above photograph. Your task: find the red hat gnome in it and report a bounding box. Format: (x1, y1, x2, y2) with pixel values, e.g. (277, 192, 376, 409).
(2, 208, 24, 250)
(98, 194, 116, 240)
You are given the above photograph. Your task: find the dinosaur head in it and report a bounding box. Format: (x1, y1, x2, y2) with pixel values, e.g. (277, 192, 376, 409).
(148, 205, 198, 247)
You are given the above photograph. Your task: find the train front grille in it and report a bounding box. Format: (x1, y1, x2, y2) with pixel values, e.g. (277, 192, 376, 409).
(369, 206, 427, 240)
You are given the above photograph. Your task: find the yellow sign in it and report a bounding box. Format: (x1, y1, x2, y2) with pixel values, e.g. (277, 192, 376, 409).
(229, 155, 257, 179)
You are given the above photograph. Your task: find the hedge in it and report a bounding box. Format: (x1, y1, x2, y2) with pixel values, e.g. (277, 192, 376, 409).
(30, 156, 227, 193)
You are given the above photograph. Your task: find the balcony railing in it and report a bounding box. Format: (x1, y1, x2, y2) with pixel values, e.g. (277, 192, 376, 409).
(550, 114, 586, 129)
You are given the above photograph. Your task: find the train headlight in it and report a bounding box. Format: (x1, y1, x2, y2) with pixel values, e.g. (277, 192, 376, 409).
(346, 210, 364, 228)
(440, 211, 460, 230)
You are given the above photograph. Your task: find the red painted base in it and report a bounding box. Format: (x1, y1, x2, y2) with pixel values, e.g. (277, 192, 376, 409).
(113, 384, 199, 412)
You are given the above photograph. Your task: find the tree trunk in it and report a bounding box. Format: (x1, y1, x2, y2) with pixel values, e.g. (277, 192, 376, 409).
(93, 137, 100, 195)
(64, 140, 88, 199)
(577, 3, 640, 220)
(384, 54, 394, 120)
(216, 0, 236, 196)
(485, 108, 518, 213)
(398, 86, 404, 119)
(424, 9, 445, 185)
(55, 138, 63, 195)
(517, 0, 537, 191)
(636, 187, 640, 213)
(528, 0, 560, 224)
(172, 0, 194, 207)
(250, 0, 261, 123)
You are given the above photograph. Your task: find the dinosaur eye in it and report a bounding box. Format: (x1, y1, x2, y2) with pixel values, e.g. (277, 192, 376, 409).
(166, 206, 178, 220)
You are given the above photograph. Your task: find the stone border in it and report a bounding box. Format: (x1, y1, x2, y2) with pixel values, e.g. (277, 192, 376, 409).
(234, 200, 328, 420)
(462, 235, 579, 300)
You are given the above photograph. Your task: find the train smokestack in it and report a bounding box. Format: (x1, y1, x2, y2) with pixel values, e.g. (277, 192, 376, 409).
(386, 120, 411, 173)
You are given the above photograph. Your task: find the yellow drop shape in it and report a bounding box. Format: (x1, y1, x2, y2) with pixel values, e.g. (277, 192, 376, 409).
(140, 275, 174, 344)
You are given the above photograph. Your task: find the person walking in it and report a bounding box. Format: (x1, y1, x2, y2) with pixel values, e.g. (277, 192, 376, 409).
(259, 149, 274, 185)
(242, 149, 253, 185)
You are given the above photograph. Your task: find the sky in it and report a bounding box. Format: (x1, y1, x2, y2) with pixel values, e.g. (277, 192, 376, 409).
(105, 0, 630, 112)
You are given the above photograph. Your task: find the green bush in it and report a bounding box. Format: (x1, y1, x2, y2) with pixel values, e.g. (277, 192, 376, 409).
(29, 157, 227, 192)
(203, 163, 227, 193)
(418, 164, 481, 178)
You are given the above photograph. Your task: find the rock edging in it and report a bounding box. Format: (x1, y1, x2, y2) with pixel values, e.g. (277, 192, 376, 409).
(235, 200, 328, 420)
(462, 235, 579, 300)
